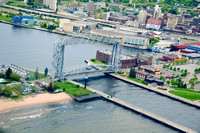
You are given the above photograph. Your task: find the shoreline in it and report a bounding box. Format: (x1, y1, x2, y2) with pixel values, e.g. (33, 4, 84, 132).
(0, 92, 73, 113)
(85, 59, 200, 108)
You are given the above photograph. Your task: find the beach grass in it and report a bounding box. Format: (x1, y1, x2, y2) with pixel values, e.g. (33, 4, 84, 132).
(27, 70, 46, 81)
(54, 82, 93, 97)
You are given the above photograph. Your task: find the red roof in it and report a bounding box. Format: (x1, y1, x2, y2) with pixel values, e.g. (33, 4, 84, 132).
(147, 18, 162, 26)
(155, 68, 160, 72)
(135, 70, 150, 76)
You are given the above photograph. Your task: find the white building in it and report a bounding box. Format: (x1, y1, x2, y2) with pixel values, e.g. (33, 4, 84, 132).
(0, 64, 30, 79)
(59, 19, 70, 28)
(138, 10, 147, 26)
(146, 18, 162, 31)
(43, 0, 57, 11)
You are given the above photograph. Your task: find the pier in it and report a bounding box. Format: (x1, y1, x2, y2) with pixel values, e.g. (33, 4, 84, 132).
(68, 80, 197, 133)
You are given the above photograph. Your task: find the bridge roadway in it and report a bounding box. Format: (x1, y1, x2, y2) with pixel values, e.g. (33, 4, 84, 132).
(68, 80, 196, 133)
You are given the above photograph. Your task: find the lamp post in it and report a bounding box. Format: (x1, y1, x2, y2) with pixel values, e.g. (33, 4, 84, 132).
(84, 76, 88, 89)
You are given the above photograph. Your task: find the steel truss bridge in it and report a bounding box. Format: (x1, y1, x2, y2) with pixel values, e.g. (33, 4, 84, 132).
(52, 32, 122, 80)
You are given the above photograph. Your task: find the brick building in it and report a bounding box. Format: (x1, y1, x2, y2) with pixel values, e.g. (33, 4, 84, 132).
(96, 50, 153, 69)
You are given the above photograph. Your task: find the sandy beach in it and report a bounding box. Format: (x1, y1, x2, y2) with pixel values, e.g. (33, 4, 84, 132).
(0, 92, 73, 113)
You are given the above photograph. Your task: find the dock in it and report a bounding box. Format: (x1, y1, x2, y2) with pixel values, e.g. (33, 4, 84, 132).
(68, 80, 197, 133)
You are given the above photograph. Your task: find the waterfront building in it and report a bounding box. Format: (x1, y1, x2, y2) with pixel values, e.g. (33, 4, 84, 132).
(140, 65, 161, 75)
(185, 45, 200, 53)
(12, 16, 37, 25)
(135, 70, 150, 80)
(146, 18, 162, 31)
(43, 0, 57, 11)
(167, 16, 178, 28)
(63, 21, 96, 33)
(138, 10, 147, 27)
(59, 19, 70, 28)
(96, 50, 152, 69)
(123, 35, 150, 49)
(0, 64, 30, 79)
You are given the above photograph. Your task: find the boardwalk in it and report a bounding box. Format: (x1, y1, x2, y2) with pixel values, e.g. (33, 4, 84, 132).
(68, 80, 197, 133)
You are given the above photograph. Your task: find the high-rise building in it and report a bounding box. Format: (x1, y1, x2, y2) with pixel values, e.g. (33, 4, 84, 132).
(43, 0, 57, 11)
(153, 4, 162, 19)
(138, 10, 147, 26)
(167, 16, 178, 28)
(177, 15, 184, 24)
(87, 2, 95, 16)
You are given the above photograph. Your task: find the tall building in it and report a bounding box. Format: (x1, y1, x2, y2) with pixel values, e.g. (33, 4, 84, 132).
(43, 0, 57, 11)
(153, 4, 161, 19)
(37, 0, 43, 4)
(167, 16, 178, 28)
(138, 10, 147, 26)
(177, 15, 184, 24)
(87, 2, 95, 16)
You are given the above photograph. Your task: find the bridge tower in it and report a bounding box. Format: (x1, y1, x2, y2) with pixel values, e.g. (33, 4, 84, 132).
(52, 38, 65, 80)
(109, 42, 121, 73)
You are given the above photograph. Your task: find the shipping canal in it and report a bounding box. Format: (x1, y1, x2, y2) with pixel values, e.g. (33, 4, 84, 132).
(0, 23, 199, 132)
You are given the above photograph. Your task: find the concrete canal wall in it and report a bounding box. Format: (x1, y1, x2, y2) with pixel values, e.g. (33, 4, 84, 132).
(68, 80, 197, 133)
(107, 73, 200, 109)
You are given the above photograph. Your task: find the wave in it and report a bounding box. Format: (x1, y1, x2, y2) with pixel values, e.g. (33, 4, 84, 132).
(10, 113, 43, 121)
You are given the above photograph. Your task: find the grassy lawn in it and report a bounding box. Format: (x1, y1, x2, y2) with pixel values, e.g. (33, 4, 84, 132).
(90, 59, 107, 65)
(128, 77, 146, 85)
(54, 82, 93, 97)
(0, 15, 12, 22)
(171, 87, 200, 93)
(169, 91, 200, 101)
(27, 70, 46, 81)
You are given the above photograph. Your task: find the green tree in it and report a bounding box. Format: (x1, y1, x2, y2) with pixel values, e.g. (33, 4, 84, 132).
(177, 67, 180, 71)
(10, 73, 21, 81)
(160, 76, 166, 82)
(44, 68, 48, 77)
(170, 66, 173, 70)
(173, 67, 176, 71)
(12, 84, 22, 91)
(129, 68, 136, 78)
(3, 86, 12, 97)
(5, 67, 12, 79)
(167, 80, 170, 85)
(0, 12, 2, 17)
(34, 67, 39, 80)
(0, 86, 3, 95)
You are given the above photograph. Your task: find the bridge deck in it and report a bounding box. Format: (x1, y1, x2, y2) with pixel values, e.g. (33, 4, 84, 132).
(68, 80, 197, 133)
